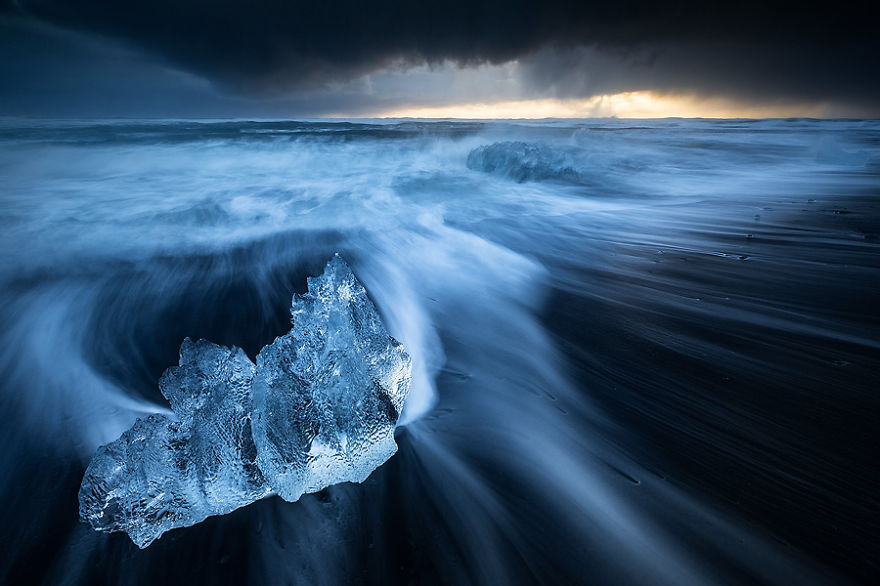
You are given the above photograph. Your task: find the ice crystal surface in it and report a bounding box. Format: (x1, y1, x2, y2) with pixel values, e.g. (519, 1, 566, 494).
(252, 255, 411, 502)
(79, 256, 411, 547)
(78, 339, 270, 548)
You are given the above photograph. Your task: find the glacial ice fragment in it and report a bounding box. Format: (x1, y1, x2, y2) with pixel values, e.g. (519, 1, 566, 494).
(466, 141, 582, 183)
(78, 339, 271, 548)
(252, 254, 412, 501)
(79, 255, 412, 547)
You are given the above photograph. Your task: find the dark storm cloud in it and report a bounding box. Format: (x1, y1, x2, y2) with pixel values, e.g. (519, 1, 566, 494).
(519, 41, 880, 109)
(4, 0, 879, 105)
(0, 16, 405, 117)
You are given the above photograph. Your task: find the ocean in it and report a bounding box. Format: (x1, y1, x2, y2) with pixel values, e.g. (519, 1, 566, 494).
(0, 118, 877, 584)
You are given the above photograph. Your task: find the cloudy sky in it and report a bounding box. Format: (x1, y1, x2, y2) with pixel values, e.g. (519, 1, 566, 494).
(2, 0, 878, 118)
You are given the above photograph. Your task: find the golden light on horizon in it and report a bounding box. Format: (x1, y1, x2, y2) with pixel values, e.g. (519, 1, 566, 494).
(372, 91, 828, 119)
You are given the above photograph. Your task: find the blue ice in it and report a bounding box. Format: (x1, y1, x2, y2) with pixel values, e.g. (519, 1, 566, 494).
(78, 256, 411, 547)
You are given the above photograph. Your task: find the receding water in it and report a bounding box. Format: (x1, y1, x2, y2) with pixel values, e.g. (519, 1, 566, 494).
(0, 118, 877, 585)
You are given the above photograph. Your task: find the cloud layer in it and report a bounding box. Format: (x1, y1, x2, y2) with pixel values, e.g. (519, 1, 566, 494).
(2, 1, 879, 115)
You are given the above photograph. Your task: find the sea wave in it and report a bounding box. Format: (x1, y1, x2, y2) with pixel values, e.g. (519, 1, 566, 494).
(1, 118, 877, 585)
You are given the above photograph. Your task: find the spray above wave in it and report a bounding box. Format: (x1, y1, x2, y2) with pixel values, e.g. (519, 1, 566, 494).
(78, 255, 412, 547)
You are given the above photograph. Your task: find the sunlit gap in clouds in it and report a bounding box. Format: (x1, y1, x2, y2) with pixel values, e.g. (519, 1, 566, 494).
(367, 91, 830, 119)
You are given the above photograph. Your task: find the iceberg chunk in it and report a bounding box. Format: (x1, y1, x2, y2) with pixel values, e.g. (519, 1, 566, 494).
(251, 255, 411, 501)
(79, 255, 412, 547)
(466, 141, 582, 183)
(78, 339, 271, 548)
